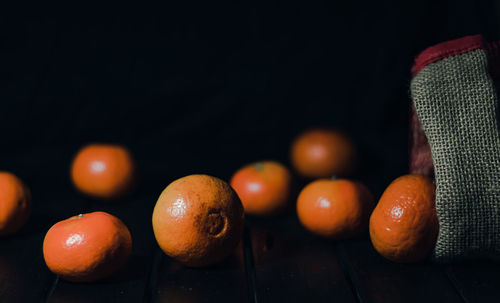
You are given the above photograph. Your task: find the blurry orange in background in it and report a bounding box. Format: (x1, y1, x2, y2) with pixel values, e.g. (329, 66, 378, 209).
(43, 211, 132, 282)
(0, 172, 31, 236)
(152, 174, 244, 267)
(71, 144, 137, 199)
(297, 178, 374, 239)
(369, 174, 438, 263)
(290, 129, 357, 179)
(230, 161, 293, 216)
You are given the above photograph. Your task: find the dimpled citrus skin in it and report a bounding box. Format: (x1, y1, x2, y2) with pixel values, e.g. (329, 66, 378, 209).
(369, 174, 438, 263)
(152, 175, 244, 267)
(297, 179, 374, 239)
(71, 144, 136, 199)
(43, 212, 132, 282)
(230, 161, 293, 216)
(0, 172, 31, 236)
(291, 129, 357, 179)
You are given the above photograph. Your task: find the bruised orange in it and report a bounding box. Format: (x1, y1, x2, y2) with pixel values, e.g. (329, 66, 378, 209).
(0, 172, 31, 236)
(291, 129, 357, 178)
(297, 178, 374, 239)
(43, 211, 132, 282)
(71, 144, 136, 199)
(152, 175, 244, 267)
(369, 174, 438, 263)
(230, 161, 292, 216)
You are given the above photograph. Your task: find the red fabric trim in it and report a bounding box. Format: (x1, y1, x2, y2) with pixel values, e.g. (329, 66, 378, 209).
(411, 35, 485, 78)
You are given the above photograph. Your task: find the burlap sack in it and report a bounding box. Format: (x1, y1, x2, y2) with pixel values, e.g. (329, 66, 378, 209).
(409, 35, 500, 261)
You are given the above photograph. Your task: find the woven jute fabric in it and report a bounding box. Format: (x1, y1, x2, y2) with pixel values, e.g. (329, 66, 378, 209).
(411, 49, 500, 261)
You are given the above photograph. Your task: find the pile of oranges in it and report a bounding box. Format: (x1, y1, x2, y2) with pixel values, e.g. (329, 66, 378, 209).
(0, 129, 439, 283)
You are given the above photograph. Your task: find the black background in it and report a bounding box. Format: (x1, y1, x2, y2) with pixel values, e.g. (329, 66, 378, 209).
(1, 1, 499, 193)
(1, 1, 500, 302)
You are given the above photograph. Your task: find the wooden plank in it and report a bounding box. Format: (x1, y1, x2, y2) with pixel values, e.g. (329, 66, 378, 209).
(152, 244, 250, 303)
(0, 147, 159, 302)
(135, 149, 253, 303)
(47, 179, 159, 302)
(0, 222, 54, 303)
(446, 262, 500, 302)
(0, 149, 88, 302)
(249, 216, 357, 303)
(339, 240, 463, 303)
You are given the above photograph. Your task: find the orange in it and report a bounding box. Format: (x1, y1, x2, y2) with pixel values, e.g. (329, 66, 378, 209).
(369, 174, 438, 263)
(0, 172, 31, 236)
(230, 161, 293, 216)
(152, 174, 244, 267)
(291, 129, 357, 178)
(43, 211, 132, 282)
(71, 144, 136, 199)
(297, 178, 374, 239)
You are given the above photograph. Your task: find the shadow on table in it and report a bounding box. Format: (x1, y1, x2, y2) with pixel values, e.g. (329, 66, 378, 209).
(47, 255, 153, 303)
(100, 254, 152, 284)
(153, 245, 249, 303)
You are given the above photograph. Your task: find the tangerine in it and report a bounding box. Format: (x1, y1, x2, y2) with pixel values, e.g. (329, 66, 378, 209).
(297, 178, 374, 239)
(71, 144, 136, 199)
(291, 129, 357, 178)
(43, 211, 132, 282)
(152, 175, 244, 267)
(0, 172, 31, 236)
(369, 174, 438, 262)
(230, 161, 293, 216)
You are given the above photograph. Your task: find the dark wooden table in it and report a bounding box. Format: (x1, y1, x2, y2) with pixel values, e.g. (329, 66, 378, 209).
(0, 148, 499, 303)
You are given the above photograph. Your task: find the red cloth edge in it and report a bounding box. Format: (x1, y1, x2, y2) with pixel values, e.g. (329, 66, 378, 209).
(411, 34, 485, 78)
